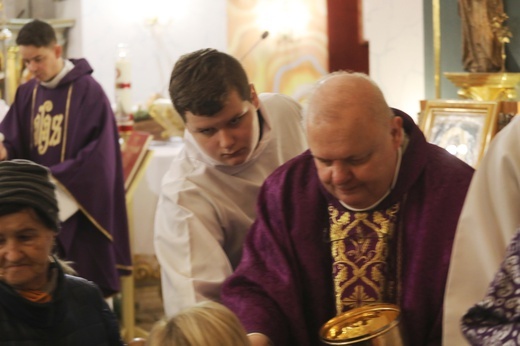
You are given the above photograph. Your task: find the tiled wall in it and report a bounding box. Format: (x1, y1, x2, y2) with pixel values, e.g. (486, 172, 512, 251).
(56, 0, 227, 112)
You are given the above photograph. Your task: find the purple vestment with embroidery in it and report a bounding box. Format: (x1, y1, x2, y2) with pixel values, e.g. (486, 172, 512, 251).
(328, 198, 400, 313)
(222, 110, 474, 346)
(461, 229, 520, 345)
(0, 59, 131, 296)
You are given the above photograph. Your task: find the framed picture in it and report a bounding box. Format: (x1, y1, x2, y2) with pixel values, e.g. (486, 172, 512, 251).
(419, 100, 500, 168)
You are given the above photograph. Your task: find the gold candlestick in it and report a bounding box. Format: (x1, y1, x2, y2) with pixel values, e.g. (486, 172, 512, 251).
(491, 12, 512, 73)
(0, 0, 12, 103)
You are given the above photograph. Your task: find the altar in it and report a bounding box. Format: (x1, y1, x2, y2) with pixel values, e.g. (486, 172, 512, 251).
(120, 138, 182, 340)
(129, 139, 183, 255)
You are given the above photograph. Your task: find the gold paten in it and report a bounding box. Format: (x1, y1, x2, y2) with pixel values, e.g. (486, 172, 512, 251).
(444, 72, 520, 101)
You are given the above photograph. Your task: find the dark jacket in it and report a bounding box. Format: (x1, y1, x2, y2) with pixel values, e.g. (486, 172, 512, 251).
(0, 260, 124, 346)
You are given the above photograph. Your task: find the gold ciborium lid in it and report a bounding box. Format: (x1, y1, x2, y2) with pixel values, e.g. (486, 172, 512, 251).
(320, 303, 403, 345)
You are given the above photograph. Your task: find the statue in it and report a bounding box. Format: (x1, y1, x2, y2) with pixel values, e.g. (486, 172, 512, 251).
(491, 12, 512, 72)
(458, 0, 505, 72)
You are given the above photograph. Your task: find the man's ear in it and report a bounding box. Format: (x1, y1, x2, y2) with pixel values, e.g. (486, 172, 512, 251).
(391, 116, 404, 148)
(250, 84, 260, 108)
(54, 44, 63, 59)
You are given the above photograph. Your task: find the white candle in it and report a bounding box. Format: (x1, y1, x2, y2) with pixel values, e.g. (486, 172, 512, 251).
(115, 45, 132, 117)
(116, 58, 131, 84)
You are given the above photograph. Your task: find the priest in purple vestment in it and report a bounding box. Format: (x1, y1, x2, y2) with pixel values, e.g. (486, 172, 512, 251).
(221, 72, 474, 346)
(0, 20, 131, 297)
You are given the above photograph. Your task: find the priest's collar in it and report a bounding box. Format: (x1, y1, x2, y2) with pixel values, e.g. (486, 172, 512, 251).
(41, 59, 74, 89)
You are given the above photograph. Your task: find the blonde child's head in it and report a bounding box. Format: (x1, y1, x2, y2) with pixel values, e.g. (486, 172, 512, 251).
(148, 301, 250, 346)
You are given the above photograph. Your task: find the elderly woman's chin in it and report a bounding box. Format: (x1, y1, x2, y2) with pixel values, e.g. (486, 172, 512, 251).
(3, 266, 42, 290)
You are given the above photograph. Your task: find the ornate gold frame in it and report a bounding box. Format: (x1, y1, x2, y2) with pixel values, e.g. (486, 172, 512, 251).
(420, 100, 500, 168)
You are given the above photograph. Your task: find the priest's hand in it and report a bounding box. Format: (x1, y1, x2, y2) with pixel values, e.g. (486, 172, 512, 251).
(248, 333, 274, 346)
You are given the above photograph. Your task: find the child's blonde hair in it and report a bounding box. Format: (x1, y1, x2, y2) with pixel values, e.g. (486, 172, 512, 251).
(147, 301, 250, 346)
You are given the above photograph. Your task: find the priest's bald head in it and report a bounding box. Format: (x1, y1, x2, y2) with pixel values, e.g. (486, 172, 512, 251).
(305, 71, 404, 211)
(0, 159, 60, 232)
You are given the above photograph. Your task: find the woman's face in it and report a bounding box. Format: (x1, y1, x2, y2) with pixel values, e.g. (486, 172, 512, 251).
(0, 209, 55, 290)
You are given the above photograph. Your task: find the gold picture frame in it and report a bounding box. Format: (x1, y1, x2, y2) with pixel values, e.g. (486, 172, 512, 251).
(419, 100, 500, 168)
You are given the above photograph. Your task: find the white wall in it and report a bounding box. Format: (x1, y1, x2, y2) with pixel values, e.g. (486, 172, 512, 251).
(363, 0, 425, 121)
(54, 0, 424, 118)
(55, 0, 227, 110)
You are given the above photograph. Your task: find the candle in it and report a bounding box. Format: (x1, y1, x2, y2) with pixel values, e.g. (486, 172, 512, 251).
(115, 44, 132, 117)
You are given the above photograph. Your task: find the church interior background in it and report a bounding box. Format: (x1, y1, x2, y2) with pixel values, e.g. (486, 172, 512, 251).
(1, 0, 520, 341)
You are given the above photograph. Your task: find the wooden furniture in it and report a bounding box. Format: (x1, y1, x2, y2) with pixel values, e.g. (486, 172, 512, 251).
(120, 131, 154, 342)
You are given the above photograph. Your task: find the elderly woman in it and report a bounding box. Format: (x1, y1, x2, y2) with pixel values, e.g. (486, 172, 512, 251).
(0, 159, 123, 345)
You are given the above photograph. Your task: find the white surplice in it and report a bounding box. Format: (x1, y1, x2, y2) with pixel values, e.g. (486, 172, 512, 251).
(443, 115, 520, 345)
(154, 93, 308, 317)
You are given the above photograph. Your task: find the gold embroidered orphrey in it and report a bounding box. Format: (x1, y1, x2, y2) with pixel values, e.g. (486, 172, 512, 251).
(30, 84, 73, 162)
(328, 203, 400, 314)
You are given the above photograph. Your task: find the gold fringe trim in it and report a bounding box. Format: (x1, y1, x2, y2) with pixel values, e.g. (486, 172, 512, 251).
(30, 84, 38, 148)
(61, 84, 73, 162)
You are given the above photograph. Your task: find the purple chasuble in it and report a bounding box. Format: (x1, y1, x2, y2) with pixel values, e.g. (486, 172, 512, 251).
(461, 228, 520, 345)
(0, 59, 131, 296)
(328, 199, 400, 313)
(222, 109, 474, 346)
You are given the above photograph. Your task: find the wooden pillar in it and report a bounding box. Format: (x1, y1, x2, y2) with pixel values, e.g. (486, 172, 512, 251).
(327, 0, 369, 74)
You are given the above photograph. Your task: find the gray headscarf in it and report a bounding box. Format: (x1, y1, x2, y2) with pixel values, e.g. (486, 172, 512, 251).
(0, 159, 60, 232)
